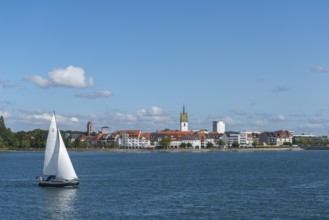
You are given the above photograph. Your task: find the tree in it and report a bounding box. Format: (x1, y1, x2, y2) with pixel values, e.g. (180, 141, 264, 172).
(231, 141, 240, 148)
(106, 141, 118, 148)
(186, 143, 193, 148)
(320, 139, 328, 146)
(15, 131, 31, 148)
(159, 137, 171, 148)
(217, 139, 225, 148)
(206, 142, 214, 149)
(295, 138, 306, 146)
(0, 116, 19, 149)
(74, 138, 87, 148)
(64, 138, 73, 148)
(283, 142, 292, 146)
(30, 129, 48, 148)
(95, 141, 105, 148)
(179, 142, 187, 149)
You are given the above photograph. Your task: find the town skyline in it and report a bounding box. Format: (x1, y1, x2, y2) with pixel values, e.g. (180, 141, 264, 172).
(1, 1, 329, 135)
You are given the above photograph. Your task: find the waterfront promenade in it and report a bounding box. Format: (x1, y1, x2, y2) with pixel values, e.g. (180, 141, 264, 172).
(0, 146, 303, 153)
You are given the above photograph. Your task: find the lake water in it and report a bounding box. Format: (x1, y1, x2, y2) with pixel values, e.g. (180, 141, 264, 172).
(1, 150, 329, 219)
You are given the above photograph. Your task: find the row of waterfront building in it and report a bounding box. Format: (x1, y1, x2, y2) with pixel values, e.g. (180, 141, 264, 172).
(65, 106, 328, 149)
(68, 128, 328, 149)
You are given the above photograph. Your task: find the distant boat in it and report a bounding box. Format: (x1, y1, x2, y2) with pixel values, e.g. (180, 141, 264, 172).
(37, 112, 79, 187)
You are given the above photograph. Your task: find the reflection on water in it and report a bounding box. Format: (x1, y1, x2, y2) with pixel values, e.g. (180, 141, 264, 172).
(41, 188, 78, 219)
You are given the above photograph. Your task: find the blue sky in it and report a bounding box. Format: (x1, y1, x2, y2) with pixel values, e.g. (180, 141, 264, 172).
(1, 0, 329, 135)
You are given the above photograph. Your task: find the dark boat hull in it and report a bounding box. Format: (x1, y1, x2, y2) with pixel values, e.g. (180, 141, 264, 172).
(39, 180, 79, 187)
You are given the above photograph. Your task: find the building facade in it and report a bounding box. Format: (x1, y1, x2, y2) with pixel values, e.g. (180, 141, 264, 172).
(213, 121, 225, 133)
(116, 130, 152, 148)
(101, 126, 110, 134)
(223, 131, 240, 146)
(259, 130, 292, 146)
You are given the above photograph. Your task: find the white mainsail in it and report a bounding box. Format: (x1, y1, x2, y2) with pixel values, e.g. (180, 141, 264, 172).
(42, 113, 78, 180)
(43, 114, 58, 176)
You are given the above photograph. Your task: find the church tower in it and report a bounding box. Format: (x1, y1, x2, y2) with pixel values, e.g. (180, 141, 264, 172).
(87, 121, 93, 136)
(180, 105, 188, 131)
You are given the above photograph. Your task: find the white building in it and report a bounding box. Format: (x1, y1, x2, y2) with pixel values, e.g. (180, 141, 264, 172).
(101, 126, 110, 134)
(117, 130, 152, 148)
(239, 131, 255, 147)
(223, 131, 240, 146)
(213, 121, 225, 133)
(186, 139, 202, 149)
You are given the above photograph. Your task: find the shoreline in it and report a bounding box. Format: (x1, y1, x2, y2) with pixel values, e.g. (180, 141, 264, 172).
(0, 147, 304, 153)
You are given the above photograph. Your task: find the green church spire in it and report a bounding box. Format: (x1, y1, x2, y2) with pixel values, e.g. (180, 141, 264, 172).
(180, 105, 188, 122)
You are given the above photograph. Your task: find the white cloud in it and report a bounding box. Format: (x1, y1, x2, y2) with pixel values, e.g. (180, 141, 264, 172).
(52, 114, 79, 124)
(70, 117, 79, 123)
(49, 66, 94, 87)
(14, 112, 82, 131)
(273, 114, 286, 122)
(112, 112, 137, 122)
(137, 106, 166, 116)
(32, 113, 53, 121)
(96, 107, 174, 131)
(137, 106, 171, 122)
(221, 117, 242, 126)
(0, 111, 11, 118)
(149, 106, 165, 115)
(76, 90, 112, 99)
(24, 66, 94, 88)
(24, 75, 49, 88)
(252, 120, 268, 126)
(16, 113, 52, 128)
(8, 109, 216, 132)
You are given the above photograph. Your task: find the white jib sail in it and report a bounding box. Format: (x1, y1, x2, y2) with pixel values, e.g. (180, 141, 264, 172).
(56, 128, 78, 180)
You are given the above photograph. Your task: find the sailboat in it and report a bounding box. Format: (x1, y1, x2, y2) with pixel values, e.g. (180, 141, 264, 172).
(38, 112, 79, 187)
